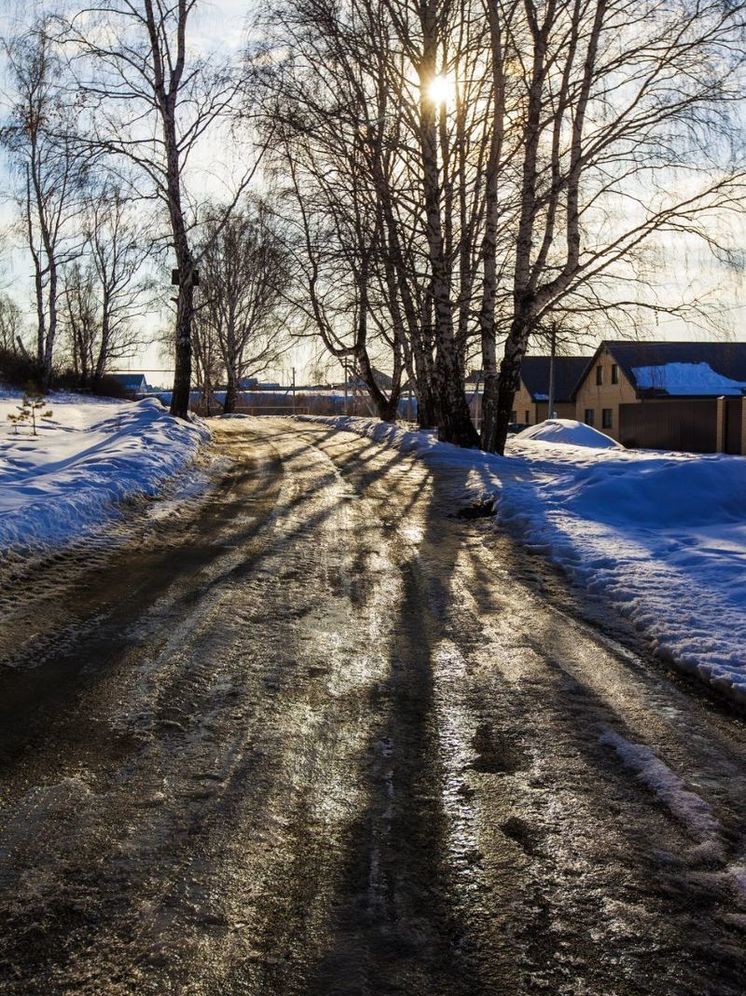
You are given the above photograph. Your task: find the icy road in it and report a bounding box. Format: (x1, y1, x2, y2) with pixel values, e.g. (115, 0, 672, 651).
(0, 419, 744, 996)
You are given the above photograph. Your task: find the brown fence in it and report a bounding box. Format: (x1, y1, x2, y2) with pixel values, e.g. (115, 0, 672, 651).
(619, 399, 721, 453)
(724, 398, 744, 455)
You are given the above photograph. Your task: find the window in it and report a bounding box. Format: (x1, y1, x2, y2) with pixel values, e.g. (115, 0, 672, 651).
(596, 365, 603, 386)
(584, 408, 595, 426)
(611, 364, 618, 385)
(510, 410, 516, 423)
(602, 408, 613, 429)
(524, 410, 530, 424)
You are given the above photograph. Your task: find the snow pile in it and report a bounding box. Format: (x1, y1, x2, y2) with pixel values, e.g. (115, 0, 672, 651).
(503, 437, 746, 705)
(632, 362, 746, 396)
(297, 414, 746, 706)
(0, 393, 209, 552)
(515, 417, 621, 449)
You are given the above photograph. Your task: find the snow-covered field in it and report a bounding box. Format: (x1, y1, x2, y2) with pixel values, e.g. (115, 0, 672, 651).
(0, 390, 209, 553)
(298, 415, 746, 707)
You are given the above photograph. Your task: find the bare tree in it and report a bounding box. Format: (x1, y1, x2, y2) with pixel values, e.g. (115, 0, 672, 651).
(481, 0, 746, 454)
(60, 185, 154, 383)
(60, 260, 98, 380)
(1, 18, 91, 384)
(60, 1, 259, 417)
(0, 293, 26, 355)
(196, 198, 290, 413)
(257, 0, 502, 441)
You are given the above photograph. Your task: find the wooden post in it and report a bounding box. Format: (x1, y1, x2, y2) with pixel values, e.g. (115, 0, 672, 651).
(547, 324, 556, 420)
(715, 395, 726, 452)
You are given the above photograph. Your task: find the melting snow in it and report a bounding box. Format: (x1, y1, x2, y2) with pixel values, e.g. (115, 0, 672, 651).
(600, 729, 721, 842)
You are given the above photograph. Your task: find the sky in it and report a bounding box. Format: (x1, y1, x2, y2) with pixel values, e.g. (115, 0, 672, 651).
(1, 0, 745, 388)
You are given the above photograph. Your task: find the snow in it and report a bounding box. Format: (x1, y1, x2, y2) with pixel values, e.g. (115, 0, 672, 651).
(632, 362, 746, 396)
(297, 415, 746, 707)
(0, 391, 209, 553)
(599, 729, 721, 843)
(515, 417, 621, 449)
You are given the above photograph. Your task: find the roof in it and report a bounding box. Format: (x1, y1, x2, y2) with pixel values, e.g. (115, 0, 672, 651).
(520, 356, 591, 402)
(594, 341, 746, 397)
(109, 373, 148, 389)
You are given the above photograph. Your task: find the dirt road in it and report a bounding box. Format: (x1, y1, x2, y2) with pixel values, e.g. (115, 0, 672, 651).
(0, 419, 744, 996)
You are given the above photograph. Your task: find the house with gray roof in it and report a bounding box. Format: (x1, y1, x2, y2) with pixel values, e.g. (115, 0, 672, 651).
(573, 341, 746, 453)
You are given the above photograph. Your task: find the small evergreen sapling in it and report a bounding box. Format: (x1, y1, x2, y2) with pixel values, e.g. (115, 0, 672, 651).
(6, 388, 53, 436)
(6, 408, 26, 434)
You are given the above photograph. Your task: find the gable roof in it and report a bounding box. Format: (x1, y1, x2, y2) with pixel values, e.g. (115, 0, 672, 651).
(520, 355, 591, 402)
(594, 341, 746, 397)
(109, 373, 148, 390)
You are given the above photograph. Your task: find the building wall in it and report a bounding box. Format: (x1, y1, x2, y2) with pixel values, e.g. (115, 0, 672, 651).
(512, 381, 537, 424)
(573, 345, 637, 440)
(535, 401, 577, 422)
(512, 383, 579, 425)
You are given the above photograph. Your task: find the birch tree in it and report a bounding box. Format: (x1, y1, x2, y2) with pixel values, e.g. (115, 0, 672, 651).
(481, 0, 746, 453)
(1, 19, 91, 384)
(61, 185, 154, 383)
(60, 1, 257, 418)
(196, 199, 290, 413)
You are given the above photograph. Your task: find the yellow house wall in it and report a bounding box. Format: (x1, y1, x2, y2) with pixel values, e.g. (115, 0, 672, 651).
(512, 381, 536, 424)
(535, 401, 577, 422)
(513, 384, 580, 425)
(573, 346, 637, 440)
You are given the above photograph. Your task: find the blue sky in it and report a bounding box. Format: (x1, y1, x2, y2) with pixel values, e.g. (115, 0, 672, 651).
(1, 1, 745, 386)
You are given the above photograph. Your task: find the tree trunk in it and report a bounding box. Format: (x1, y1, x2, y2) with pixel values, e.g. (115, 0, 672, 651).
(224, 368, 237, 414)
(171, 271, 194, 418)
(417, 14, 478, 449)
(493, 314, 531, 455)
(479, 0, 505, 451)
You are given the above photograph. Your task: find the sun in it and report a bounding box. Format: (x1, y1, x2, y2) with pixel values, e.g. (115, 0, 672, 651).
(428, 73, 456, 107)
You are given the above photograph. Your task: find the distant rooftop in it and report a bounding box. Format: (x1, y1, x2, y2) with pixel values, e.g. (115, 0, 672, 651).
(521, 356, 592, 402)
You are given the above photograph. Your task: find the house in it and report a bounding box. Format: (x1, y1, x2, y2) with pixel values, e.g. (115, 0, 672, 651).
(347, 366, 394, 391)
(512, 355, 591, 425)
(573, 340, 746, 453)
(109, 373, 150, 397)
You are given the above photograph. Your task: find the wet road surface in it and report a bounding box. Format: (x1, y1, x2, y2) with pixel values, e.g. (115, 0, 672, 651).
(0, 418, 744, 995)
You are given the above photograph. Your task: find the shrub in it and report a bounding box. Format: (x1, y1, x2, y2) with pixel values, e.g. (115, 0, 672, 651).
(0, 348, 45, 391)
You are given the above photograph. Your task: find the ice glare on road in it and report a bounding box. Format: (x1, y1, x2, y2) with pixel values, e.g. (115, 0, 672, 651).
(0, 417, 744, 996)
(300, 416, 746, 707)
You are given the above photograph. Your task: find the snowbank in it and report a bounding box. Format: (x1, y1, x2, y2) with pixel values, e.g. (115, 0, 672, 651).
(0, 392, 209, 553)
(515, 417, 621, 449)
(297, 414, 746, 707)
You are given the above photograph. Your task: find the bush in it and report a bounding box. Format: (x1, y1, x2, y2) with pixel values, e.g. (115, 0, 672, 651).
(50, 368, 129, 399)
(0, 348, 45, 391)
(91, 375, 129, 399)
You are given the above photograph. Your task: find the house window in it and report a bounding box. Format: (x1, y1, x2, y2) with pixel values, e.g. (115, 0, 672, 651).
(596, 365, 603, 386)
(584, 408, 595, 426)
(611, 364, 618, 385)
(510, 410, 516, 423)
(524, 410, 530, 424)
(602, 408, 613, 429)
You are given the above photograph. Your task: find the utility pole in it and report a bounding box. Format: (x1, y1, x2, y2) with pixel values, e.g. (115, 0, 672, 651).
(292, 366, 296, 414)
(343, 360, 348, 415)
(547, 324, 557, 421)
